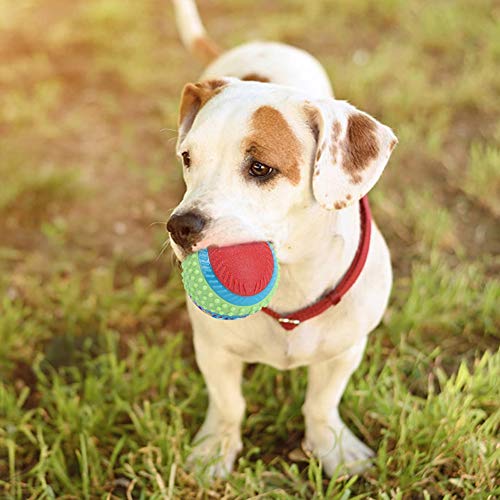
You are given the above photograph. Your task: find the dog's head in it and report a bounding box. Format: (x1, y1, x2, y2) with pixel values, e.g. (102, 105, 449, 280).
(167, 78, 397, 261)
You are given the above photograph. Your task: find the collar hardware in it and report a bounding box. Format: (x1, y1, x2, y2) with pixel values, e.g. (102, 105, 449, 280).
(262, 196, 372, 332)
(278, 318, 301, 325)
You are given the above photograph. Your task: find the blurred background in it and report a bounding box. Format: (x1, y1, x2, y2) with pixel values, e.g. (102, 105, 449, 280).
(0, 0, 498, 497)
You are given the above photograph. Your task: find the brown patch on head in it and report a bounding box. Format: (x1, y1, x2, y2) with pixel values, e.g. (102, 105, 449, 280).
(342, 113, 379, 184)
(334, 201, 347, 209)
(243, 106, 302, 185)
(241, 73, 270, 83)
(192, 36, 221, 64)
(178, 79, 228, 139)
(346, 194, 352, 200)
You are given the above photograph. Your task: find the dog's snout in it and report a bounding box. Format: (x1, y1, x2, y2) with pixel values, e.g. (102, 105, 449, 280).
(167, 211, 207, 250)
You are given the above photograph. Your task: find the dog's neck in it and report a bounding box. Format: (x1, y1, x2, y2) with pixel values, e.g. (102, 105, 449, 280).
(270, 203, 361, 315)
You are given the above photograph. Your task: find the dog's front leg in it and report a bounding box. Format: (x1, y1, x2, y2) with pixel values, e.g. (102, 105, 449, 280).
(302, 338, 373, 476)
(189, 332, 245, 477)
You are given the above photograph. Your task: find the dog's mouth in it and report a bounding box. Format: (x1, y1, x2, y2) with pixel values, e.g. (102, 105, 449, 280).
(169, 240, 189, 263)
(167, 214, 272, 263)
(171, 237, 276, 262)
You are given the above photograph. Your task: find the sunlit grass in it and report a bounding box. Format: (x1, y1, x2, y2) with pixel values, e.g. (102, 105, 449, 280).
(463, 142, 500, 216)
(0, 150, 81, 223)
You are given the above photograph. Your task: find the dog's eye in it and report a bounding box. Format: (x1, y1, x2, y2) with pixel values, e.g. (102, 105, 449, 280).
(249, 161, 273, 178)
(181, 151, 191, 168)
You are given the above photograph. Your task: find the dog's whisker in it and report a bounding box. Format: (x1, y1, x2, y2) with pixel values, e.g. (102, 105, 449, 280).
(155, 238, 172, 262)
(149, 209, 176, 229)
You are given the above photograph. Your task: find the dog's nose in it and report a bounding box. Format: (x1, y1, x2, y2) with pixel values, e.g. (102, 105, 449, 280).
(166, 211, 207, 250)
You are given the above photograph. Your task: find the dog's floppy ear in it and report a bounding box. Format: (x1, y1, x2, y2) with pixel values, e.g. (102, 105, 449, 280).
(178, 78, 229, 142)
(305, 100, 397, 210)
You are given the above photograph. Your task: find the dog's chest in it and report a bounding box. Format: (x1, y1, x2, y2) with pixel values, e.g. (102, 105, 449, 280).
(249, 325, 323, 369)
(220, 307, 362, 370)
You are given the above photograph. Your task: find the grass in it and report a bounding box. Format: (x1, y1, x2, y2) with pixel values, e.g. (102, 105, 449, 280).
(463, 142, 500, 216)
(0, 0, 499, 497)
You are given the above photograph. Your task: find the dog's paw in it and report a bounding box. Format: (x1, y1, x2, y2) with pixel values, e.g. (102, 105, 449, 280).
(187, 427, 242, 478)
(304, 418, 374, 476)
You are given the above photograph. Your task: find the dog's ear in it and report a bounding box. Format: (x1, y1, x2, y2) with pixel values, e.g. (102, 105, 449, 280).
(178, 78, 229, 142)
(304, 100, 397, 210)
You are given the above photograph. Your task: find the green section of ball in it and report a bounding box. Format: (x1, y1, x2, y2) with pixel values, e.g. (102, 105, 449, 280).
(181, 250, 279, 319)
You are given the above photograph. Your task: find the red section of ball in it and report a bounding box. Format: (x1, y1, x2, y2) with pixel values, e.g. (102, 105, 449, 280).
(208, 242, 274, 296)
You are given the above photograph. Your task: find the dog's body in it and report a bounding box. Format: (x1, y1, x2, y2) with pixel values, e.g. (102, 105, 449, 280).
(169, 0, 396, 477)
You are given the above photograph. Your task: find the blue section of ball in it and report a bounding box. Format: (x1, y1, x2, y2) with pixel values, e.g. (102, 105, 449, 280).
(193, 301, 250, 320)
(197, 245, 279, 306)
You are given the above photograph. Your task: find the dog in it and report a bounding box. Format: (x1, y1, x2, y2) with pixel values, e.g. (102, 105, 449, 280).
(168, 0, 397, 477)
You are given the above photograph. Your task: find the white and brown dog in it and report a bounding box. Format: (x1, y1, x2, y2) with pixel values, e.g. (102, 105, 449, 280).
(168, 0, 397, 477)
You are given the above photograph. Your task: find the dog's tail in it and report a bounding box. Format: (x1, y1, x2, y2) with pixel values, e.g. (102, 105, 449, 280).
(171, 0, 221, 64)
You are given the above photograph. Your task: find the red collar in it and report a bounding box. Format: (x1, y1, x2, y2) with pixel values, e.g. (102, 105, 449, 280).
(262, 196, 372, 331)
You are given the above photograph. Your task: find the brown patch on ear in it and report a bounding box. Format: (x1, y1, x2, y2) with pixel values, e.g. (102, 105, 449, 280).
(241, 73, 270, 83)
(243, 106, 302, 185)
(327, 121, 342, 164)
(192, 36, 221, 64)
(342, 113, 379, 184)
(390, 138, 398, 151)
(303, 104, 321, 142)
(178, 79, 228, 138)
(332, 121, 342, 141)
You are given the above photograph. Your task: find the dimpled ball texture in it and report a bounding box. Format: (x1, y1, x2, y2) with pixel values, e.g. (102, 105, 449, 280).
(181, 241, 280, 319)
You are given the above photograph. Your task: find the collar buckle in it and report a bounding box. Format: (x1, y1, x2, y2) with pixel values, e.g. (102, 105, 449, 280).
(278, 317, 301, 325)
